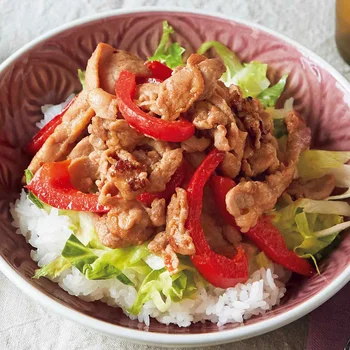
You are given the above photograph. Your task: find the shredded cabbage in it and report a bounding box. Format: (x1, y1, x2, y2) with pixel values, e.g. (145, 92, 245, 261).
(24, 169, 44, 209)
(128, 260, 199, 315)
(297, 150, 350, 181)
(148, 20, 185, 69)
(272, 198, 348, 271)
(33, 210, 199, 312)
(231, 61, 270, 97)
(33, 256, 71, 279)
(197, 40, 287, 104)
(257, 73, 289, 107)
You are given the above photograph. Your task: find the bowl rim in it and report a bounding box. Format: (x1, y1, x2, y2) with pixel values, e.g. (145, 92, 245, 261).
(1, 6, 350, 347)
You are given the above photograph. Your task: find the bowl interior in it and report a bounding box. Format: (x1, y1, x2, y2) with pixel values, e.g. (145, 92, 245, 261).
(0, 11, 349, 335)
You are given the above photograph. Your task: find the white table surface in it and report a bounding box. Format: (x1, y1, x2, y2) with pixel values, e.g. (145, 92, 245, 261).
(0, 0, 347, 349)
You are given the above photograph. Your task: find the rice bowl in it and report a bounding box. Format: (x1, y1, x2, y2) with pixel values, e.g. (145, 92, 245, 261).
(0, 8, 349, 347)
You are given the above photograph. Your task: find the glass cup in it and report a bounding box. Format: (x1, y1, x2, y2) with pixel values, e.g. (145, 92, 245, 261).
(336, 0, 350, 64)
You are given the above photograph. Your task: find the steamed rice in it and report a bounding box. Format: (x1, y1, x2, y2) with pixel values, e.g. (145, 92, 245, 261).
(10, 191, 287, 327)
(10, 99, 288, 327)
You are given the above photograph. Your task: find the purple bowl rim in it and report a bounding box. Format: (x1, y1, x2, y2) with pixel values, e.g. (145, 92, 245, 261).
(0, 6, 349, 347)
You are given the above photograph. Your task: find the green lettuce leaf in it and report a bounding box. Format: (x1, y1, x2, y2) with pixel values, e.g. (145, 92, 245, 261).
(24, 169, 44, 209)
(33, 256, 71, 279)
(85, 244, 151, 282)
(61, 234, 134, 285)
(198, 41, 269, 97)
(62, 234, 98, 272)
(197, 41, 243, 83)
(272, 199, 350, 270)
(257, 73, 288, 108)
(77, 69, 85, 89)
(148, 20, 185, 69)
(128, 260, 198, 315)
(297, 150, 350, 181)
(198, 41, 290, 103)
(231, 61, 270, 97)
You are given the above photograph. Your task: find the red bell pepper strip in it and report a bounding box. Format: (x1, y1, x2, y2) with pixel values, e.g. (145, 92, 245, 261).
(145, 61, 173, 81)
(116, 71, 195, 142)
(210, 175, 315, 277)
(186, 149, 249, 288)
(26, 160, 109, 213)
(25, 96, 77, 156)
(138, 161, 188, 207)
(211, 176, 239, 230)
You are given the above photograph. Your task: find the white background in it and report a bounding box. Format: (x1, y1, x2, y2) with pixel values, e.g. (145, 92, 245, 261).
(0, 1, 346, 349)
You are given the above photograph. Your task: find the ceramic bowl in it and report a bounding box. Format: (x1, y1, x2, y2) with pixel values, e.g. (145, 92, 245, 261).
(0, 8, 349, 347)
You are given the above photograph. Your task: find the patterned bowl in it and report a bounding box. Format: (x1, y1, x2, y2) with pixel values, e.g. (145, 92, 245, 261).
(0, 8, 349, 347)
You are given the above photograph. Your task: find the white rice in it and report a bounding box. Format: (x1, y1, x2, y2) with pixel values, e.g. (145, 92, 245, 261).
(36, 94, 75, 129)
(10, 192, 287, 327)
(11, 98, 287, 327)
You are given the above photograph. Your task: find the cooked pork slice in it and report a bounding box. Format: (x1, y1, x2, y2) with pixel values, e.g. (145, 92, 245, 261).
(145, 198, 166, 227)
(181, 135, 211, 153)
(134, 83, 161, 115)
(95, 200, 153, 248)
(201, 213, 236, 258)
(85, 43, 150, 94)
(241, 142, 280, 177)
(148, 188, 195, 274)
(191, 99, 233, 130)
(156, 60, 204, 120)
(28, 91, 94, 173)
(88, 88, 118, 120)
(68, 156, 98, 193)
(147, 148, 183, 192)
(68, 136, 94, 159)
(166, 188, 195, 256)
(226, 111, 311, 232)
(99, 149, 149, 201)
(286, 174, 336, 200)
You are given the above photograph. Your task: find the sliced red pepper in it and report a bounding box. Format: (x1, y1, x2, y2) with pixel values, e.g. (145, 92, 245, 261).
(26, 160, 109, 213)
(116, 70, 194, 142)
(186, 149, 249, 288)
(211, 176, 239, 230)
(138, 161, 188, 207)
(245, 217, 315, 276)
(210, 175, 315, 277)
(145, 61, 173, 81)
(25, 96, 77, 156)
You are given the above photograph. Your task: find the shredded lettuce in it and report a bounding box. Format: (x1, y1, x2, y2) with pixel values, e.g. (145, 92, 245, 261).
(272, 199, 349, 270)
(61, 234, 135, 285)
(24, 169, 44, 209)
(61, 234, 99, 272)
(231, 61, 270, 97)
(197, 40, 288, 105)
(296, 150, 350, 200)
(128, 260, 199, 315)
(33, 204, 201, 312)
(297, 150, 350, 181)
(33, 256, 71, 279)
(257, 73, 289, 108)
(148, 20, 185, 69)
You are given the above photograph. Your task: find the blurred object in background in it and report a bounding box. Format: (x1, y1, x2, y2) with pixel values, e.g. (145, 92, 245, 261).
(336, 0, 350, 64)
